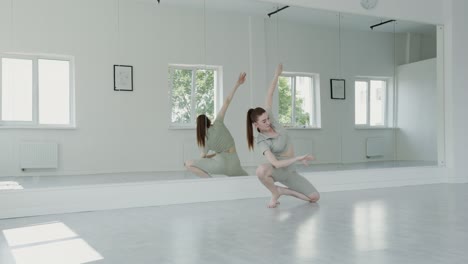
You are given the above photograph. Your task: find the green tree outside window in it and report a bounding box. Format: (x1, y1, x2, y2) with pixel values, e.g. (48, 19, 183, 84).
(278, 76, 311, 127)
(170, 67, 215, 124)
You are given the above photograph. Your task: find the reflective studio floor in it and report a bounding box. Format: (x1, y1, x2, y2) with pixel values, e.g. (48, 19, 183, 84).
(0, 183, 467, 264)
(0, 160, 437, 190)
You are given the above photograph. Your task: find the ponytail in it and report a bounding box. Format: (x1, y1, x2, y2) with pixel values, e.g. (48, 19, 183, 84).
(196, 115, 211, 147)
(246, 107, 266, 151)
(247, 109, 255, 150)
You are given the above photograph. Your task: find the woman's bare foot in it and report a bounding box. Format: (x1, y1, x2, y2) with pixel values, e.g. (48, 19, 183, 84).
(268, 197, 281, 208)
(267, 187, 282, 208)
(277, 186, 312, 202)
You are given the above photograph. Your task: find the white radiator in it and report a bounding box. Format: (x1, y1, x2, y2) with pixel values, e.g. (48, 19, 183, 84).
(20, 142, 58, 170)
(366, 137, 384, 158)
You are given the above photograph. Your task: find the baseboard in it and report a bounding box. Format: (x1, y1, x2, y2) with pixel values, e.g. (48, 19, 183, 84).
(307, 166, 446, 192)
(447, 177, 468, 183)
(0, 166, 449, 219)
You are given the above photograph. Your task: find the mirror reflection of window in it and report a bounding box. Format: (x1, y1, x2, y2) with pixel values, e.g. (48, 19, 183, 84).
(354, 81, 368, 125)
(195, 69, 215, 120)
(279, 76, 293, 126)
(169, 65, 220, 127)
(278, 73, 320, 128)
(295, 76, 314, 127)
(354, 78, 389, 127)
(369, 80, 386, 126)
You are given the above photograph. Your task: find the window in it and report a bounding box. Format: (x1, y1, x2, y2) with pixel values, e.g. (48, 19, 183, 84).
(278, 73, 320, 128)
(169, 64, 221, 127)
(0, 54, 74, 128)
(355, 78, 388, 127)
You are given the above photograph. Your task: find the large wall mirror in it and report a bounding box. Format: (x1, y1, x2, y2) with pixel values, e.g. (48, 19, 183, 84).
(0, 0, 443, 187)
(267, 2, 440, 172)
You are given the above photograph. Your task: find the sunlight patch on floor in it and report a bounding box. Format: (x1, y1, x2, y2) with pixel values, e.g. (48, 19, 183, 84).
(3, 222, 103, 264)
(0, 181, 23, 190)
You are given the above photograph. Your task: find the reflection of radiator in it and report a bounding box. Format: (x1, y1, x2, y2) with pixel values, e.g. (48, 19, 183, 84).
(366, 137, 384, 158)
(20, 142, 58, 170)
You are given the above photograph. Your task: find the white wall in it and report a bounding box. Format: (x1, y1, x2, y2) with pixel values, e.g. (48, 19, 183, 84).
(396, 59, 438, 161)
(395, 33, 437, 65)
(446, 0, 468, 182)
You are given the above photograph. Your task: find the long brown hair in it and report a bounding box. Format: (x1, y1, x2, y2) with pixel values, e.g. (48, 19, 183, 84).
(196, 114, 211, 147)
(246, 107, 266, 150)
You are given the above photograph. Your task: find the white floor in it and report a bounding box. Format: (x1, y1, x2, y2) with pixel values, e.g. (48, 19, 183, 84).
(0, 183, 466, 264)
(0, 160, 437, 190)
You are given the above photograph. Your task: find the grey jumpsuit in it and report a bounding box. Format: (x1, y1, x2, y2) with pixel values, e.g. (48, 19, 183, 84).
(256, 110, 317, 195)
(192, 116, 248, 176)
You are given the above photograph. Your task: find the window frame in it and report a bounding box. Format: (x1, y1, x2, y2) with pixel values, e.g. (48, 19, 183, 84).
(278, 72, 321, 129)
(354, 77, 390, 129)
(0, 53, 75, 129)
(168, 64, 222, 129)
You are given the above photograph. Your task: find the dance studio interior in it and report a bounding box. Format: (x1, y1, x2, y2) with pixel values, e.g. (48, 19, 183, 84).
(0, 0, 467, 263)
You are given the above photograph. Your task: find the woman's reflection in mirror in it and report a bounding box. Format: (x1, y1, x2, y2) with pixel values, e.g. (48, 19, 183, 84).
(185, 72, 249, 178)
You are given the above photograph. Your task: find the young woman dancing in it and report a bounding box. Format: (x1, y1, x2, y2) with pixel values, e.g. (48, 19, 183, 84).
(246, 64, 320, 207)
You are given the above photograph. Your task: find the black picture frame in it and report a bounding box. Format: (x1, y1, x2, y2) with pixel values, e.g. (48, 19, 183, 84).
(114, 65, 133, 91)
(330, 79, 345, 100)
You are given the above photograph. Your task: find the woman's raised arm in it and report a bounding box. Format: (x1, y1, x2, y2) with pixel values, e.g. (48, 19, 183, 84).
(217, 72, 246, 120)
(265, 63, 283, 110)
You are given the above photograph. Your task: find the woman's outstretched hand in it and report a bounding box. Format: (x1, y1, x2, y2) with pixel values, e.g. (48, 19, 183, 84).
(297, 154, 315, 166)
(237, 72, 247, 86)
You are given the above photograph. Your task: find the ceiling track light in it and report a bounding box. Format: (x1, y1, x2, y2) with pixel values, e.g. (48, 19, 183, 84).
(267, 5, 289, 18)
(370, 19, 396, 30)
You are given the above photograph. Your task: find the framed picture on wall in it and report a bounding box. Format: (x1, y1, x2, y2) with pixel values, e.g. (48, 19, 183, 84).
(330, 79, 345, 99)
(114, 65, 133, 91)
